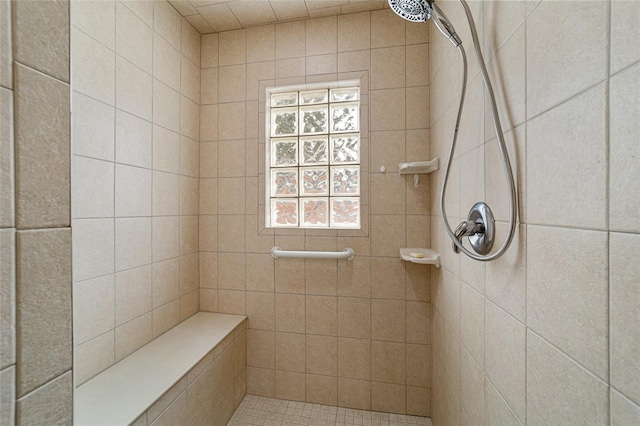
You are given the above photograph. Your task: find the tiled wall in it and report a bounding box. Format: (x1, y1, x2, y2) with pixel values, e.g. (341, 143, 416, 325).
(132, 319, 247, 426)
(198, 10, 433, 416)
(428, 0, 640, 424)
(1, 0, 73, 424)
(70, 0, 202, 386)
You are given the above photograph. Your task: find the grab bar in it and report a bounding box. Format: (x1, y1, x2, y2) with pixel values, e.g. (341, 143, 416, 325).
(270, 246, 356, 261)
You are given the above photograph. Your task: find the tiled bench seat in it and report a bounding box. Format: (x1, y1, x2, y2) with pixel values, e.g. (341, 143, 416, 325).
(75, 313, 247, 426)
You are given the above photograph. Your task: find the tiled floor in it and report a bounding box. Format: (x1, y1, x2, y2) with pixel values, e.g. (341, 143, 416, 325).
(228, 395, 433, 426)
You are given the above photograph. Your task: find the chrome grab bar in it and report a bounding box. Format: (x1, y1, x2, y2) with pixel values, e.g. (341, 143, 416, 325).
(270, 246, 356, 261)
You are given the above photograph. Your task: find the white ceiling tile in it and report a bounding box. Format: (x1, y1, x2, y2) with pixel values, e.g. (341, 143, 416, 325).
(185, 13, 215, 33)
(197, 3, 242, 32)
(227, 1, 277, 27)
(269, 0, 309, 21)
(169, 0, 199, 16)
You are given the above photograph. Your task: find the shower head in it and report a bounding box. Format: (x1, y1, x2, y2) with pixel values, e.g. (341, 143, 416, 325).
(388, 0, 432, 22)
(388, 0, 462, 47)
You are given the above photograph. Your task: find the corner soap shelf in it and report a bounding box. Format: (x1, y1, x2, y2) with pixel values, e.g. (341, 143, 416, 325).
(398, 158, 439, 175)
(400, 248, 441, 268)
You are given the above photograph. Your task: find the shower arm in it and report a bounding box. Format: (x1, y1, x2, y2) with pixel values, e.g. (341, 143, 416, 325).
(437, 0, 518, 261)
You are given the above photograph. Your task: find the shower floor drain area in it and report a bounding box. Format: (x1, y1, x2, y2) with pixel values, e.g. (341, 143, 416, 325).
(228, 395, 433, 426)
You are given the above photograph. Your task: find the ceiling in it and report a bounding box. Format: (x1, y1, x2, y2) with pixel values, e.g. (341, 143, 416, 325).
(168, 0, 390, 34)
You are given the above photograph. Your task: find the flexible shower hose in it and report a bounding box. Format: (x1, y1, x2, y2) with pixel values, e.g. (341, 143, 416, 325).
(437, 0, 518, 261)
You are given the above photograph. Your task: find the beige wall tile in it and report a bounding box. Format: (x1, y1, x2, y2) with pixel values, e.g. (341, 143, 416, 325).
(179, 253, 199, 296)
(180, 215, 199, 255)
(337, 337, 370, 381)
(116, 2, 152, 74)
(152, 258, 180, 308)
(306, 295, 337, 336)
(181, 57, 201, 104)
(115, 56, 152, 122)
(180, 176, 199, 216)
(200, 179, 217, 215)
(199, 215, 217, 253)
(154, 33, 181, 92)
(13, 0, 69, 82)
(337, 12, 370, 53)
(406, 301, 430, 345)
(371, 9, 405, 48)
(305, 260, 337, 296)
(72, 156, 114, 219)
(115, 110, 152, 168)
(247, 367, 275, 397)
(115, 265, 152, 326)
(0, 366, 14, 425)
(218, 289, 245, 315)
(153, 171, 180, 216)
(306, 373, 337, 406)
(70, 1, 114, 50)
(72, 28, 115, 105)
(276, 332, 305, 373)
(338, 377, 370, 410)
(16, 229, 72, 396)
(527, 331, 608, 425)
(609, 63, 640, 233)
(15, 371, 72, 425)
(527, 225, 608, 380)
(154, 0, 181, 50)
(371, 47, 405, 90)
(371, 299, 405, 342)
(247, 329, 276, 368)
(152, 216, 180, 262)
(0, 229, 15, 368)
(337, 297, 370, 339)
(275, 370, 305, 402)
(371, 340, 405, 384)
(153, 79, 180, 133)
(245, 254, 274, 292)
(407, 385, 430, 417)
(115, 218, 152, 272)
(526, 0, 608, 118)
(180, 95, 200, 141)
(122, 0, 153, 27)
(115, 312, 152, 361)
(74, 331, 114, 386)
(218, 215, 246, 252)
(246, 291, 275, 331)
(152, 299, 179, 338)
(306, 16, 337, 56)
(115, 164, 152, 217)
(611, 0, 640, 74)
(370, 257, 404, 300)
(0, 0, 9, 89)
(275, 21, 305, 60)
(247, 25, 275, 63)
(201, 33, 219, 68)
(217, 252, 245, 290)
(610, 232, 640, 405)
(182, 18, 201, 66)
(484, 378, 523, 426)
(218, 102, 246, 140)
(406, 344, 430, 388)
(370, 88, 405, 132)
(153, 126, 180, 175)
(73, 274, 114, 345)
(484, 300, 525, 422)
(14, 65, 70, 229)
(72, 218, 114, 282)
(219, 29, 246, 66)
(370, 215, 405, 257)
(527, 83, 607, 230)
(0, 90, 13, 225)
(306, 334, 337, 376)
(611, 389, 640, 426)
(71, 91, 115, 161)
(372, 381, 405, 414)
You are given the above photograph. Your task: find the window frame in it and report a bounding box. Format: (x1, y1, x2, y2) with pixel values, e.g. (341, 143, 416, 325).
(265, 80, 362, 230)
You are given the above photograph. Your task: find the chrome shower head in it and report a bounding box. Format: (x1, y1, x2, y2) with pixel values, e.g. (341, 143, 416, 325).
(388, 0, 462, 47)
(388, 0, 432, 22)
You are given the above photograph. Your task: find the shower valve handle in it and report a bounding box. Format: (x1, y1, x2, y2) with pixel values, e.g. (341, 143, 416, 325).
(452, 219, 484, 254)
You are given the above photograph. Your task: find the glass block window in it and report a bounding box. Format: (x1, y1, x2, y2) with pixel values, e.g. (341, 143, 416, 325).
(267, 85, 361, 229)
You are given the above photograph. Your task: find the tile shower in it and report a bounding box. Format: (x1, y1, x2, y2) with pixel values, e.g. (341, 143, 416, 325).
(0, 0, 637, 425)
